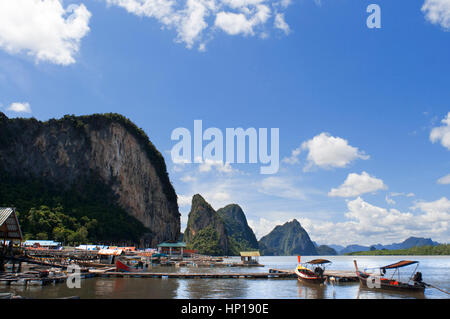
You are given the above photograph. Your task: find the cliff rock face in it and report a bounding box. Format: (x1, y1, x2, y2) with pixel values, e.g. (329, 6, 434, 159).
(216, 204, 259, 253)
(183, 194, 229, 255)
(258, 219, 317, 256)
(0, 113, 180, 246)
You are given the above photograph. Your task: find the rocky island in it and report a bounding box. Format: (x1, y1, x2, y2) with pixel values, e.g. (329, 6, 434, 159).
(0, 112, 180, 246)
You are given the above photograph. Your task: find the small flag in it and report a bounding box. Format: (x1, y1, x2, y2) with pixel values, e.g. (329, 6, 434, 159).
(297, 256, 301, 263)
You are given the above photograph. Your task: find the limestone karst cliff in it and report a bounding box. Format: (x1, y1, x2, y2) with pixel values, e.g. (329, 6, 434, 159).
(183, 194, 229, 255)
(258, 219, 317, 256)
(0, 112, 180, 246)
(216, 204, 259, 253)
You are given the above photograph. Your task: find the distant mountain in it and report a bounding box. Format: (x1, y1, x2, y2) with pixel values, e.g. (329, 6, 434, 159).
(382, 237, 439, 250)
(216, 204, 259, 255)
(327, 245, 345, 253)
(258, 219, 317, 256)
(316, 245, 337, 255)
(340, 245, 370, 254)
(338, 237, 440, 254)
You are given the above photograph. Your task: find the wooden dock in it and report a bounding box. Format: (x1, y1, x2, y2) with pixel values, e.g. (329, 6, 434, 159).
(324, 270, 358, 282)
(98, 269, 357, 281)
(0, 275, 68, 286)
(99, 271, 296, 279)
(268, 268, 358, 282)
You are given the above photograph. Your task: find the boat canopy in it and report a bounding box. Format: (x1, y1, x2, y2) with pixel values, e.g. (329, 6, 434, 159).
(306, 259, 331, 265)
(381, 260, 418, 269)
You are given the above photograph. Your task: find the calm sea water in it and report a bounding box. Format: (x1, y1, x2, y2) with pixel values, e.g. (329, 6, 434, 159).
(2, 256, 449, 299)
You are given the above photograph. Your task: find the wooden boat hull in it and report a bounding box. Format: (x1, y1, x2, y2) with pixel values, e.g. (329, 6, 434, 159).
(295, 268, 326, 284)
(356, 271, 425, 292)
(115, 259, 131, 272)
(297, 276, 327, 284)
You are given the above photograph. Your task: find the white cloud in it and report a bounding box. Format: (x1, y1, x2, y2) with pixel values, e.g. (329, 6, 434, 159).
(282, 146, 301, 164)
(257, 176, 307, 200)
(430, 112, 450, 150)
(198, 159, 234, 173)
(328, 172, 387, 198)
(0, 0, 91, 65)
(411, 197, 450, 235)
(180, 174, 197, 183)
(391, 192, 415, 197)
(215, 4, 270, 36)
(106, 0, 210, 49)
(274, 13, 290, 34)
(304, 197, 449, 246)
(301, 132, 369, 170)
(222, 0, 265, 9)
(214, 12, 254, 35)
(280, 0, 291, 8)
(385, 195, 396, 205)
(6, 102, 32, 113)
(177, 194, 193, 207)
(247, 217, 285, 239)
(247, 195, 450, 246)
(437, 174, 450, 185)
(105, 0, 290, 50)
(422, 0, 450, 30)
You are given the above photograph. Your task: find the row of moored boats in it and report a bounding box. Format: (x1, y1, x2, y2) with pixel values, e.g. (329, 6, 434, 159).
(294, 257, 427, 293)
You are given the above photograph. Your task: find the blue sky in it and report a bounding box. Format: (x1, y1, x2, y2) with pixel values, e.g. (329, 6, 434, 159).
(0, 0, 449, 246)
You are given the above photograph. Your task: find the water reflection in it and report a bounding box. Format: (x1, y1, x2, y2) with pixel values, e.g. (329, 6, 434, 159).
(177, 279, 249, 299)
(1, 256, 448, 299)
(355, 285, 426, 299)
(296, 281, 327, 299)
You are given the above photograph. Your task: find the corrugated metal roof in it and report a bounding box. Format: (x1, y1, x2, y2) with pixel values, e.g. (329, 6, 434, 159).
(98, 249, 123, 256)
(240, 251, 260, 257)
(0, 207, 14, 226)
(0, 207, 23, 240)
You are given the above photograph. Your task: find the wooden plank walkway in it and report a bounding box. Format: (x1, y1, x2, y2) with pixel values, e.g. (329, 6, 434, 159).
(99, 269, 357, 281)
(324, 270, 358, 282)
(268, 268, 358, 282)
(100, 271, 296, 279)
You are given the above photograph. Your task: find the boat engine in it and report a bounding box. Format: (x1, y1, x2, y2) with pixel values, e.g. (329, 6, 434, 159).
(412, 272, 422, 283)
(314, 267, 324, 277)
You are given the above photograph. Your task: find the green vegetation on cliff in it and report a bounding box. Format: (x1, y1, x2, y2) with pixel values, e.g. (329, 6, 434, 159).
(346, 244, 450, 256)
(0, 170, 149, 245)
(183, 194, 229, 255)
(0, 112, 183, 245)
(217, 204, 259, 255)
(184, 195, 261, 256)
(187, 226, 225, 256)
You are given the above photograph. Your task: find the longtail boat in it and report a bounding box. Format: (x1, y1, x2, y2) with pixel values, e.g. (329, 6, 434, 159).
(353, 260, 426, 292)
(115, 259, 131, 272)
(295, 257, 331, 284)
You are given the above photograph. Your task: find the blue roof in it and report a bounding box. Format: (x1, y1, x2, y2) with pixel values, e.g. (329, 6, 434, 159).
(24, 240, 62, 246)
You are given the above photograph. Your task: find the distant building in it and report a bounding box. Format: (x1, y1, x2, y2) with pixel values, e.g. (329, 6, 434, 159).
(76, 245, 108, 251)
(157, 242, 187, 256)
(240, 251, 260, 265)
(23, 240, 62, 249)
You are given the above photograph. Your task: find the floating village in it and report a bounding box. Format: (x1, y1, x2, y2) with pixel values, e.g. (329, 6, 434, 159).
(2, 206, 442, 299)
